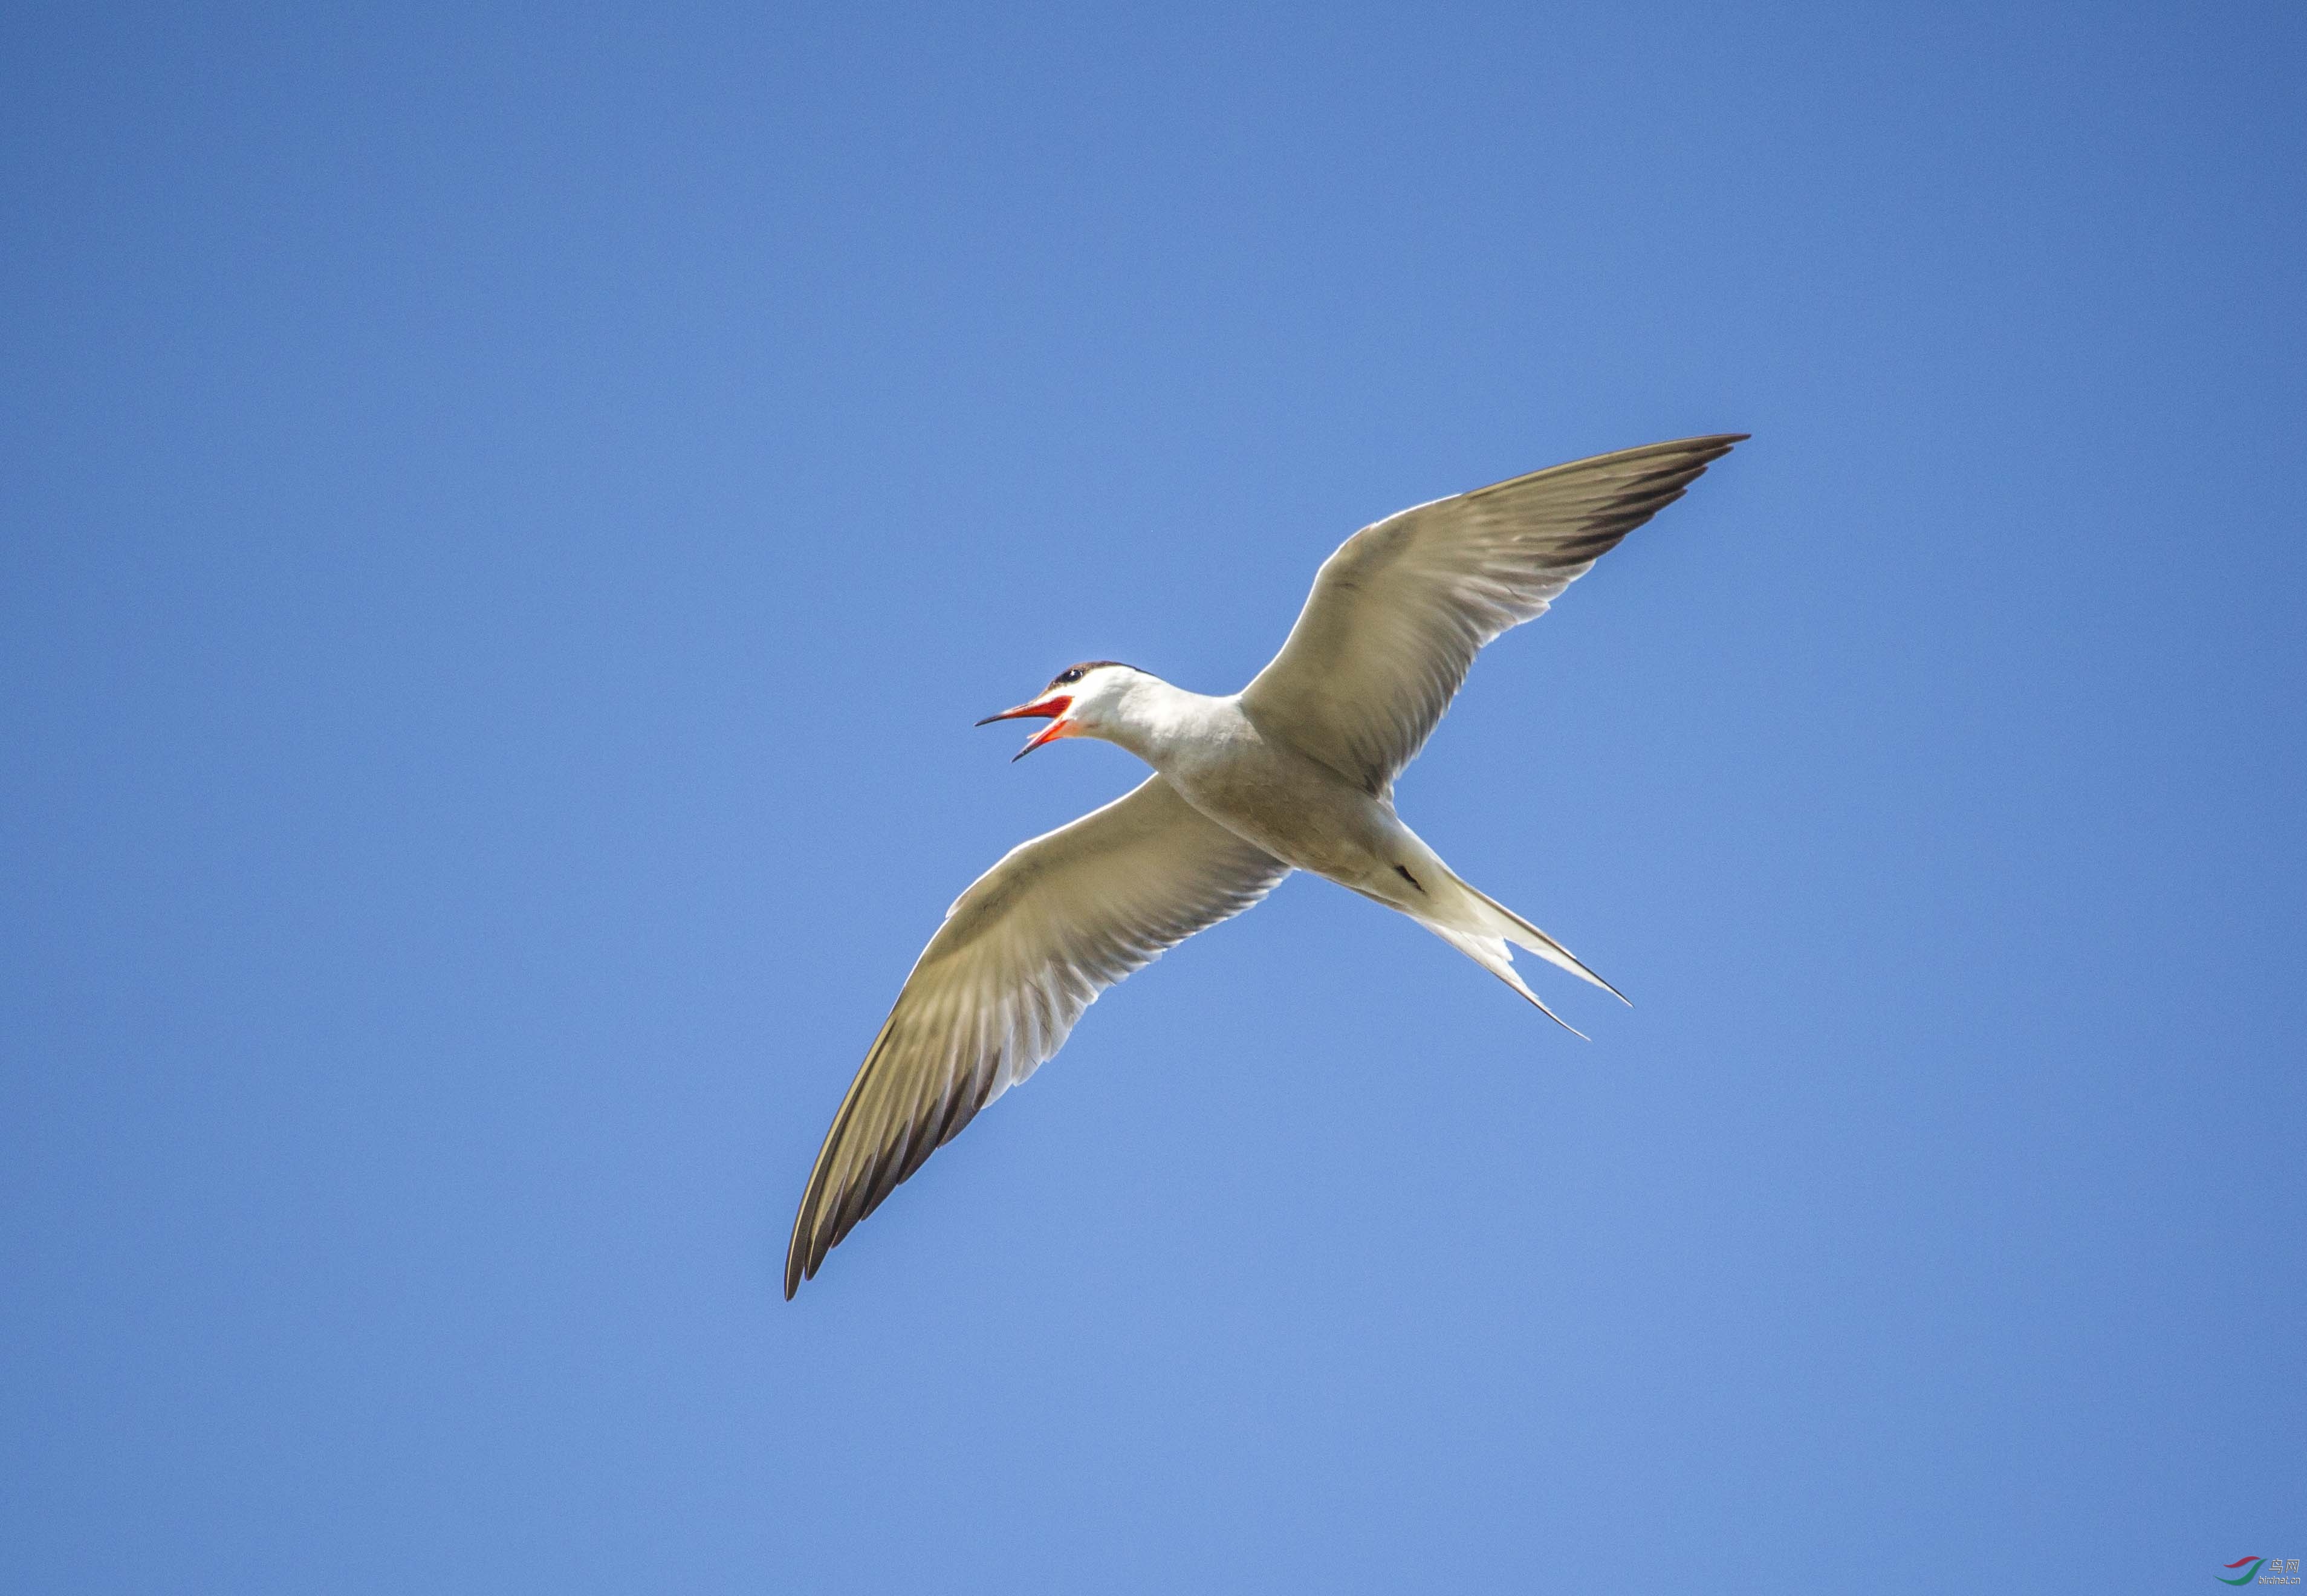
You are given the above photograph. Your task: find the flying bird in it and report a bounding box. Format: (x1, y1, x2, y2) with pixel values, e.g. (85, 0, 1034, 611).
(786, 433, 1745, 1296)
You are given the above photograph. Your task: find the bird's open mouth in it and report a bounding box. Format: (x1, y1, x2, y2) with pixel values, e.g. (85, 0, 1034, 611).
(975, 695, 1073, 761)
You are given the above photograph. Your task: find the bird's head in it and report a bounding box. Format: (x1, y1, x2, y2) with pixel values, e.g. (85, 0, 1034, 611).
(976, 661, 1144, 761)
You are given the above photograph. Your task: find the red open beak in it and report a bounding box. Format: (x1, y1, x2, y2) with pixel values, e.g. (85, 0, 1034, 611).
(974, 695, 1074, 761)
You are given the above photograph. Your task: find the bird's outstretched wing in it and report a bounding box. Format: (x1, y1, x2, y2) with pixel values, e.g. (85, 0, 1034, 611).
(786, 776, 1288, 1296)
(1241, 435, 1745, 793)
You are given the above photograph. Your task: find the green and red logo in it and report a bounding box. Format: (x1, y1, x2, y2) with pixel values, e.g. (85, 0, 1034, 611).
(2224, 1555, 2303, 1586)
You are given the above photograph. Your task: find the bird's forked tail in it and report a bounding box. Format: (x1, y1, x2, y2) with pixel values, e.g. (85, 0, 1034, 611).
(1415, 872, 1628, 1037)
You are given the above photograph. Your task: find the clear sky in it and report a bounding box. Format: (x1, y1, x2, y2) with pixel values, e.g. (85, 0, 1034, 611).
(5, 4, 2303, 1591)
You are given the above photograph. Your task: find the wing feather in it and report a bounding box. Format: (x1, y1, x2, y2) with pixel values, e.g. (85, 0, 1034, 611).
(1241, 435, 1745, 791)
(785, 775, 1288, 1296)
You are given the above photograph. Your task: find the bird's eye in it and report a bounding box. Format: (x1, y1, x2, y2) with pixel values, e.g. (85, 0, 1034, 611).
(1059, 669, 1081, 684)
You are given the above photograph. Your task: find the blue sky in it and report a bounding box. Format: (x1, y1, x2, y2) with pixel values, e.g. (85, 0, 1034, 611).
(5, 3, 2303, 1591)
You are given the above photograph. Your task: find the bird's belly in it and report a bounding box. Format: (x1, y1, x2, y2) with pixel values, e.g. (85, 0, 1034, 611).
(1163, 752, 1402, 890)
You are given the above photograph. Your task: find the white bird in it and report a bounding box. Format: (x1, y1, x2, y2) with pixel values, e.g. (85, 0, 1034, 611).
(786, 433, 1745, 1297)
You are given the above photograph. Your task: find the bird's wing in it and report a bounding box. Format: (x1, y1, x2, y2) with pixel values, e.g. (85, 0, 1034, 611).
(1241, 435, 1745, 793)
(786, 774, 1288, 1296)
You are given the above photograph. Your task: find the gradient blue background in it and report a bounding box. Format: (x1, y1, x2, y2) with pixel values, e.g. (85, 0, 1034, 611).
(6, 4, 2302, 1590)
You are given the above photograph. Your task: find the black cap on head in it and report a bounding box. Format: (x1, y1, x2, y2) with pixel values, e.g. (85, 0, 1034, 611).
(1044, 660, 1138, 692)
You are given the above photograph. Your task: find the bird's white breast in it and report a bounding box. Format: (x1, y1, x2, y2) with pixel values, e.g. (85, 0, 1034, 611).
(1112, 682, 1406, 889)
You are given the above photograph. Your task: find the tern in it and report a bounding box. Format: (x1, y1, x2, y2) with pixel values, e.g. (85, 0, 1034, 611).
(787, 433, 1745, 1296)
